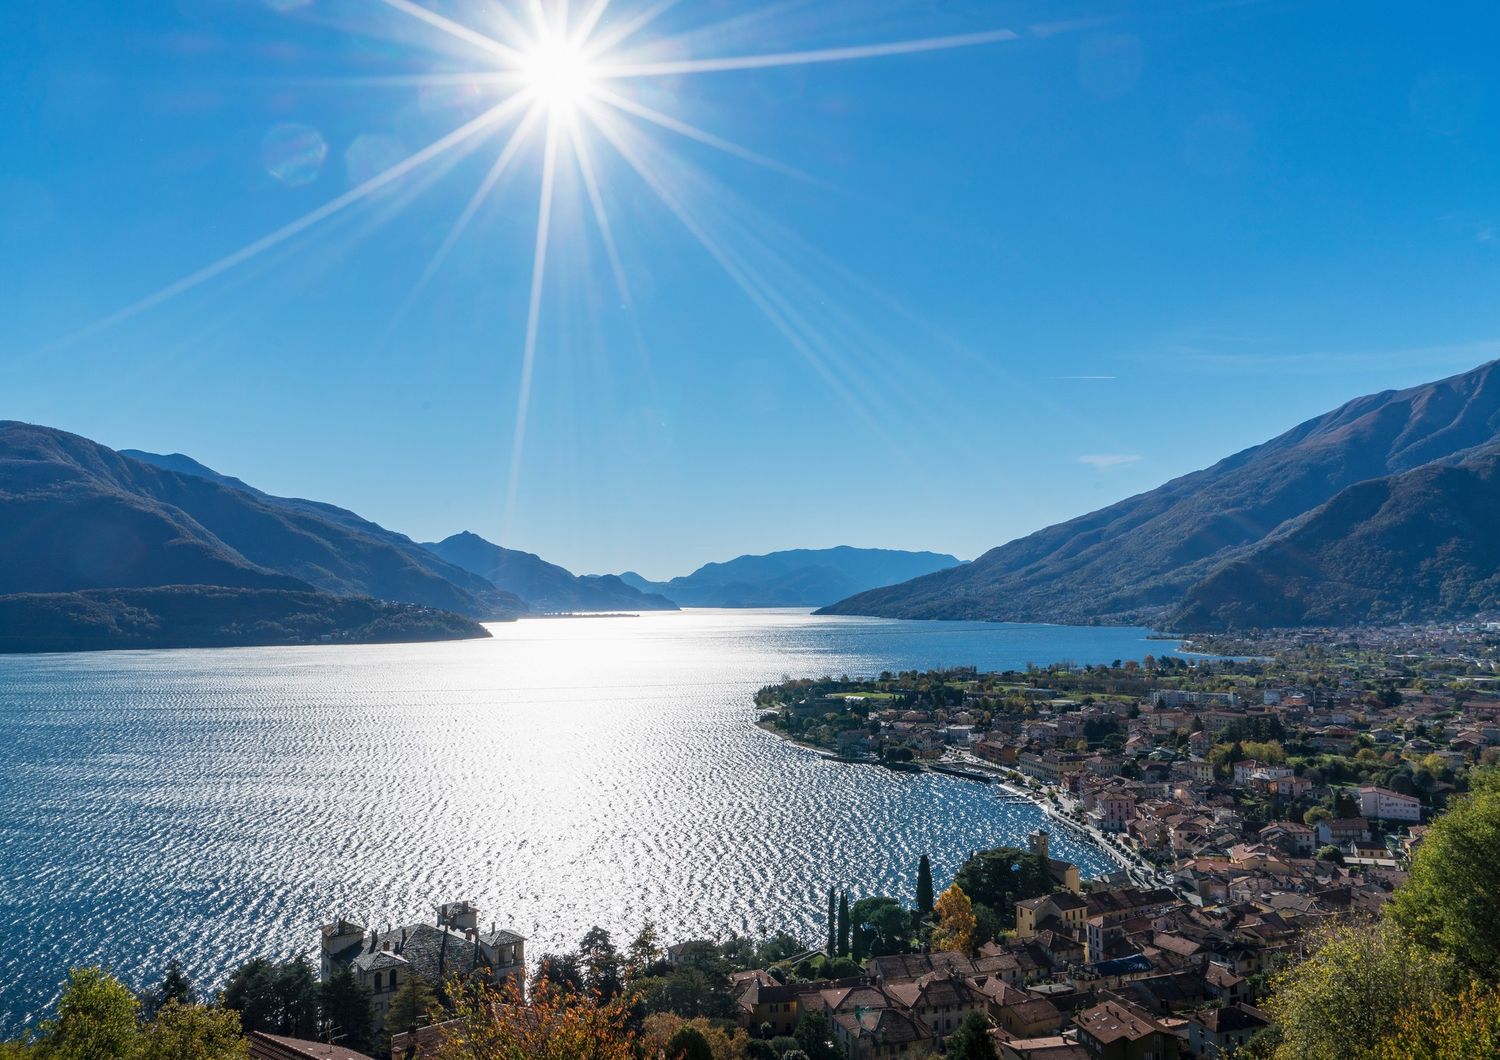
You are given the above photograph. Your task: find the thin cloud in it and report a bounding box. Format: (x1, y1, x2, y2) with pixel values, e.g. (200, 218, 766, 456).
(1078, 453, 1141, 469)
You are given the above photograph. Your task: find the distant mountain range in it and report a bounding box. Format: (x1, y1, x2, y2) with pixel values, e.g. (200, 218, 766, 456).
(423, 532, 677, 613)
(618, 546, 963, 607)
(822, 361, 1500, 632)
(0, 422, 524, 651)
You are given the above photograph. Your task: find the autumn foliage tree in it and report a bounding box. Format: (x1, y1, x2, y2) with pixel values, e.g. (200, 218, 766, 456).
(437, 975, 636, 1060)
(930, 884, 977, 955)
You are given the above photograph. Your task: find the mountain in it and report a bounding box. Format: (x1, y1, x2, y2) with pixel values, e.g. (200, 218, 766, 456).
(422, 532, 677, 613)
(0, 422, 526, 619)
(0, 585, 490, 653)
(821, 361, 1500, 628)
(623, 546, 964, 607)
(1173, 444, 1500, 630)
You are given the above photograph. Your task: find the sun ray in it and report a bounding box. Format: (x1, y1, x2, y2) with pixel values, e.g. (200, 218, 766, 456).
(375, 0, 528, 65)
(58, 96, 526, 346)
(589, 86, 812, 182)
(506, 117, 562, 540)
(570, 0, 618, 48)
(569, 116, 632, 308)
(402, 101, 546, 313)
(580, 0, 679, 57)
(591, 117, 884, 437)
(597, 27, 1021, 78)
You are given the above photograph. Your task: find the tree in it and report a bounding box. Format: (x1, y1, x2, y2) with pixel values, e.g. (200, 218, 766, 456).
(826, 888, 837, 956)
(915, 855, 934, 915)
(792, 1010, 844, 1060)
(1389, 769, 1500, 981)
(1262, 920, 1461, 1060)
(144, 959, 196, 1019)
(138, 1001, 249, 1060)
(579, 927, 623, 1000)
(437, 976, 635, 1060)
(219, 956, 318, 1038)
(836, 893, 850, 958)
(1303, 807, 1332, 828)
(38, 967, 140, 1059)
(385, 974, 438, 1042)
(1374, 982, 1500, 1059)
(850, 897, 909, 959)
(665, 1025, 714, 1060)
(951, 847, 1050, 933)
(319, 966, 372, 1053)
(943, 1012, 994, 1060)
(627, 921, 665, 977)
(930, 884, 977, 955)
(1315, 845, 1344, 864)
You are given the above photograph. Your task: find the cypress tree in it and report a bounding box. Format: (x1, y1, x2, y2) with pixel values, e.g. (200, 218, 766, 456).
(916, 854, 934, 914)
(826, 888, 837, 956)
(837, 891, 851, 957)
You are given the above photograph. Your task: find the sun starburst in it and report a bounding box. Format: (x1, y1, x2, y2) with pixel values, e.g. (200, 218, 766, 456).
(72, 0, 1040, 533)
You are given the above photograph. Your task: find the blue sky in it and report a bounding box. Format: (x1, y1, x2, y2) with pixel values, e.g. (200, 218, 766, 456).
(3, 0, 1499, 579)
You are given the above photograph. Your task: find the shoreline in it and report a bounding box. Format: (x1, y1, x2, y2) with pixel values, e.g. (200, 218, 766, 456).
(757, 719, 1145, 882)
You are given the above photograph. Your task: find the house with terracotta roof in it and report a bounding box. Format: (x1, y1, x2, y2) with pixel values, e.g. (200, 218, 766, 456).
(246, 1032, 373, 1060)
(1072, 997, 1183, 1059)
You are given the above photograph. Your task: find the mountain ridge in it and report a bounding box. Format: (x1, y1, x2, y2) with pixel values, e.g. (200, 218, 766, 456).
(819, 361, 1500, 629)
(622, 546, 964, 607)
(422, 531, 678, 613)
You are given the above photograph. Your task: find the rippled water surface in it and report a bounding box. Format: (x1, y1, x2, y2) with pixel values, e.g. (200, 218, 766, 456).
(0, 609, 1177, 1032)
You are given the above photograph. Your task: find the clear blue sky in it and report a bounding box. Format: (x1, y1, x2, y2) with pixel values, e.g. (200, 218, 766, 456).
(3, 0, 1499, 579)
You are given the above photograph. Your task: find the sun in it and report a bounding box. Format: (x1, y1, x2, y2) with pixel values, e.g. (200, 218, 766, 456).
(519, 35, 598, 115)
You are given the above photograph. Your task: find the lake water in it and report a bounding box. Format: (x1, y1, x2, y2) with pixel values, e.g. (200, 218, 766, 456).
(0, 609, 1179, 1033)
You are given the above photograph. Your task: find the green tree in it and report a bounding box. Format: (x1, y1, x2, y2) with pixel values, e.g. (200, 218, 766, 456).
(1262, 920, 1461, 1060)
(318, 966, 372, 1053)
(143, 959, 196, 1020)
(792, 1011, 843, 1060)
(38, 967, 141, 1059)
(219, 957, 318, 1038)
(1302, 807, 1331, 828)
(943, 1012, 994, 1060)
(1389, 769, 1500, 981)
(579, 927, 623, 1000)
(836, 893, 850, 958)
(626, 921, 664, 977)
(951, 847, 1050, 932)
(849, 897, 908, 959)
(915, 855, 934, 915)
(385, 974, 438, 1041)
(826, 889, 837, 956)
(664, 1025, 713, 1060)
(138, 1001, 248, 1060)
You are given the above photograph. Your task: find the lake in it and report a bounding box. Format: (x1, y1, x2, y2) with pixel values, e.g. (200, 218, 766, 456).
(0, 609, 1180, 1033)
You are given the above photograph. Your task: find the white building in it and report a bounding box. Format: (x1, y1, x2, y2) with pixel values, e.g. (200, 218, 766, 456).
(1357, 785, 1423, 823)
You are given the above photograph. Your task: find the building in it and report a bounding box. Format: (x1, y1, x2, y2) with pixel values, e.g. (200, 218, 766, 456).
(1151, 690, 1238, 709)
(1185, 1004, 1270, 1057)
(1357, 785, 1422, 822)
(319, 902, 525, 1031)
(1072, 998, 1183, 1059)
(246, 1033, 373, 1060)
